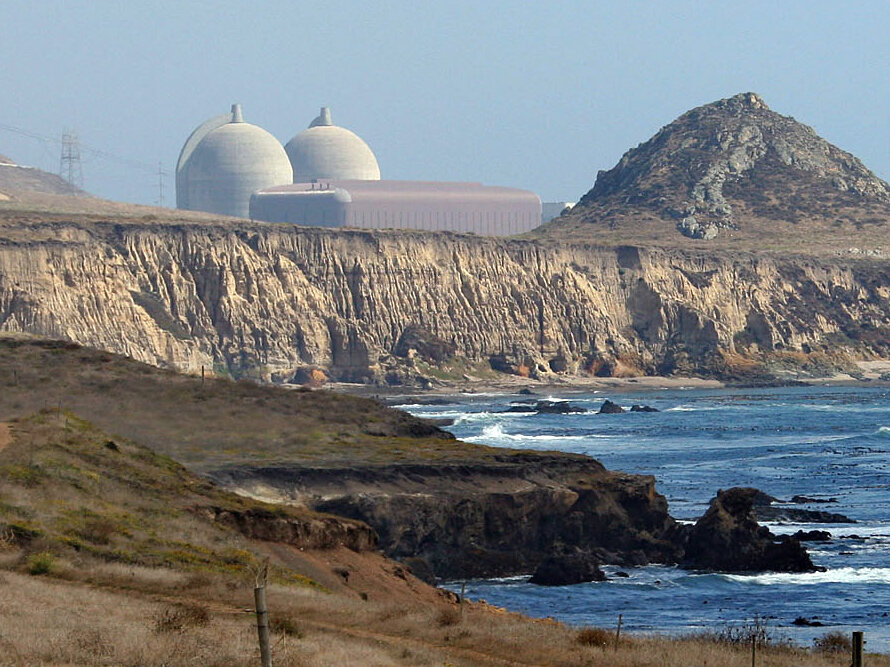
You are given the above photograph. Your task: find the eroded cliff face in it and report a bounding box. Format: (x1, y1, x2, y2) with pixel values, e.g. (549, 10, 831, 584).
(1, 219, 887, 383)
(210, 455, 682, 579)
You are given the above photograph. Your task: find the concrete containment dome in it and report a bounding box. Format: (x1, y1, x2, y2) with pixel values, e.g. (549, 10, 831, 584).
(177, 104, 293, 218)
(285, 107, 381, 182)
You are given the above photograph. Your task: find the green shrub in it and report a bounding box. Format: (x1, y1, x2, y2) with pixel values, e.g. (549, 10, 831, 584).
(27, 551, 56, 575)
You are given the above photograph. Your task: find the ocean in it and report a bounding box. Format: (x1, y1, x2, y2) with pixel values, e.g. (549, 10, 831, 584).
(401, 385, 890, 650)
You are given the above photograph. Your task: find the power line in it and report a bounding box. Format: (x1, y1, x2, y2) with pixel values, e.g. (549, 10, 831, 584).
(0, 122, 170, 176)
(1, 121, 170, 204)
(156, 161, 165, 206)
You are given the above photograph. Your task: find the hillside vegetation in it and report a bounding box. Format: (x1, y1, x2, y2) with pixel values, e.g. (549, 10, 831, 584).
(0, 336, 507, 471)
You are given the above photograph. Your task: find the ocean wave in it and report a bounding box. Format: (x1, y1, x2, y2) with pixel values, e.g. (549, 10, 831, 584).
(722, 567, 890, 586)
(451, 412, 499, 424)
(408, 410, 465, 419)
(479, 423, 588, 442)
(875, 426, 890, 437)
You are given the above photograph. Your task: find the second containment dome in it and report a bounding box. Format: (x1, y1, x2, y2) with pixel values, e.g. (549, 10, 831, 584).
(285, 107, 381, 182)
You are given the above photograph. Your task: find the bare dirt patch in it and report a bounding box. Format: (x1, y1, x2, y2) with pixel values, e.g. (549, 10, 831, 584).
(0, 422, 10, 451)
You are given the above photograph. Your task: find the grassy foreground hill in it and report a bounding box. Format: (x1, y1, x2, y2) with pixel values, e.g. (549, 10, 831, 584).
(1, 336, 888, 664)
(0, 335, 498, 470)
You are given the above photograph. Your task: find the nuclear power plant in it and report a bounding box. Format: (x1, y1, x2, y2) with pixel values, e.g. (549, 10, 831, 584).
(176, 105, 292, 218)
(176, 104, 546, 235)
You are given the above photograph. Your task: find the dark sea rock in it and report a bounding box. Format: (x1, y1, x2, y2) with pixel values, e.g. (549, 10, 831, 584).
(791, 530, 832, 542)
(793, 617, 824, 627)
(630, 404, 659, 412)
(529, 547, 606, 586)
(791, 495, 838, 504)
(503, 400, 586, 414)
(535, 400, 586, 414)
(681, 487, 820, 572)
(598, 400, 625, 414)
(756, 505, 854, 524)
(504, 404, 537, 413)
(752, 491, 855, 523)
(517, 388, 536, 395)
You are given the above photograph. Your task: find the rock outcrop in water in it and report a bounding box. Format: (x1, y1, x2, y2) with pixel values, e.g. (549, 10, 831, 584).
(681, 488, 819, 572)
(211, 454, 685, 580)
(216, 465, 819, 580)
(529, 546, 606, 586)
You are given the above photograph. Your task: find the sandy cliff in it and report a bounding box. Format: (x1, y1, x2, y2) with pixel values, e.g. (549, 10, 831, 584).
(0, 217, 886, 383)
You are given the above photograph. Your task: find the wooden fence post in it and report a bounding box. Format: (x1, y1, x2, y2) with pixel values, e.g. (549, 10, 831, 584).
(852, 631, 864, 667)
(751, 634, 756, 667)
(614, 614, 623, 651)
(255, 559, 272, 667)
(460, 581, 466, 621)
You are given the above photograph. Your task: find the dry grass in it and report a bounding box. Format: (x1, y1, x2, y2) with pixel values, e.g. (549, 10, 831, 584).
(1, 557, 888, 666)
(0, 406, 377, 598)
(0, 338, 513, 471)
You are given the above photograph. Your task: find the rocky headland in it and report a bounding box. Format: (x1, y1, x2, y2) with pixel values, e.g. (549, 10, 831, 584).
(0, 338, 817, 583)
(210, 454, 685, 580)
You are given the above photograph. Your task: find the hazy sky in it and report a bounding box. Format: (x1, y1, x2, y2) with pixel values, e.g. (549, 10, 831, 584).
(2, 1, 888, 206)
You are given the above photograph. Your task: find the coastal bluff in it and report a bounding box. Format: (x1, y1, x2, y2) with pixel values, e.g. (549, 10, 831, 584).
(1, 218, 889, 385)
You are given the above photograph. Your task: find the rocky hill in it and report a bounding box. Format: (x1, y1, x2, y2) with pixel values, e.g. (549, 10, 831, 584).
(549, 92, 890, 243)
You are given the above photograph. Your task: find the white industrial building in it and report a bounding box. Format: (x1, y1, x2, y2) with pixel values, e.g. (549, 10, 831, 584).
(176, 104, 554, 235)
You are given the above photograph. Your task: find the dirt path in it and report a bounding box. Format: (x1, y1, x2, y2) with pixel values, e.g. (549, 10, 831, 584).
(0, 423, 10, 451)
(294, 616, 533, 667)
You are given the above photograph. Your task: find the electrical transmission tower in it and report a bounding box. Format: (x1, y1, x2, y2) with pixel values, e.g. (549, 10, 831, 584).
(59, 130, 83, 188)
(156, 162, 166, 206)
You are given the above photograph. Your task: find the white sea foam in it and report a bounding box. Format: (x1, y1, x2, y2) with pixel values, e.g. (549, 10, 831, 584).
(664, 405, 722, 412)
(723, 567, 890, 586)
(466, 423, 590, 445)
(410, 410, 463, 419)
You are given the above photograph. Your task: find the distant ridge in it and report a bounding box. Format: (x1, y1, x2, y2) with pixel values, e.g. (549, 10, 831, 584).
(0, 152, 87, 196)
(549, 93, 890, 241)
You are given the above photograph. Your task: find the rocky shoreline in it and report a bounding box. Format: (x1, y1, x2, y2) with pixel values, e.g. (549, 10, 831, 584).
(329, 363, 890, 403)
(211, 454, 821, 584)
